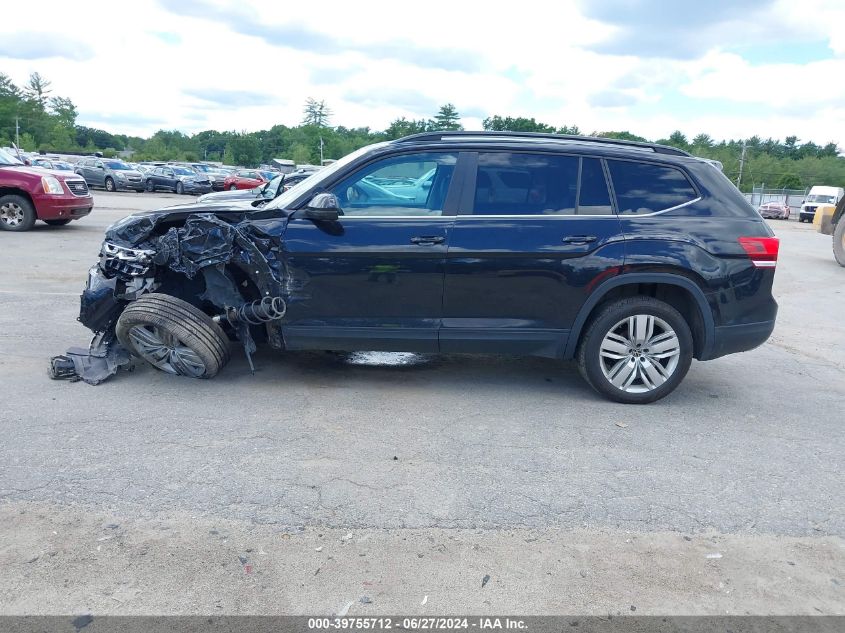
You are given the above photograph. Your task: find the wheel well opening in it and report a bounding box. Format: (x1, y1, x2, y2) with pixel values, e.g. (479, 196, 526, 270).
(0, 187, 34, 206)
(580, 283, 706, 359)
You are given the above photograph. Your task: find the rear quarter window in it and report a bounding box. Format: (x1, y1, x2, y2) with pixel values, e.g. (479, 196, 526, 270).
(608, 160, 698, 214)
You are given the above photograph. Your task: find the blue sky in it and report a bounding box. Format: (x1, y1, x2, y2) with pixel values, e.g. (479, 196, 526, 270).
(2, 0, 843, 146)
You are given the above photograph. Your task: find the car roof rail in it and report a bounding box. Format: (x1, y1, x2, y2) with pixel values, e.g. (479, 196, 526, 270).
(393, 131, 691, 156)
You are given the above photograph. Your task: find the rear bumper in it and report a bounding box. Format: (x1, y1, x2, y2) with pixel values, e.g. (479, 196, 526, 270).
(708, 319, 776, 360)
(33, 193, 94, 221)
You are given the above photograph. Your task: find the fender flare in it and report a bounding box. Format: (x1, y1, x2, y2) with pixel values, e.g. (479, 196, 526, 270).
(562, 273, 715, 360)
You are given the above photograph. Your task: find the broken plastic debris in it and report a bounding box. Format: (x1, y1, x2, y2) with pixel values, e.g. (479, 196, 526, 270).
(341, 533, 353, 542)
(315, 546, 323, 552)
(49, 337, 132, 386)
(706, 553, 723, 559)
(359, 596, 372, 604)
(336, 601, 354, 617)
(481, 574, 490, 588)
(421, 595, 428, 606)
(615, 422, 629, 428)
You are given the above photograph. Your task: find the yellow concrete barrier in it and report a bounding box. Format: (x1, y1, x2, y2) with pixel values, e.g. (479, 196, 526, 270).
(814, 204, 835, 235)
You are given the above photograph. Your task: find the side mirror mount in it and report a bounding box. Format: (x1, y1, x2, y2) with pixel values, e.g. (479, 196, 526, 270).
(303, 192, 341, 221)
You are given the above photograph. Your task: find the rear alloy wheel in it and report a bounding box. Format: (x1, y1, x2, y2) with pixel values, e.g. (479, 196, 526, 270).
(146, 179, 154, 192)
(105, 177, 116, 192)
(229, 184, 238, 191)
(176, 181, 184, 195)
(577, 296, 693, 404)
(834, 219, 845, 267)
(116, 293, 230, 378)
(0, 194, 37, 232)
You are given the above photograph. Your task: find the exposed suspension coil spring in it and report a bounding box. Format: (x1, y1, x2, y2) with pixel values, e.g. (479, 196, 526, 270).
(221, 296, 287, 325)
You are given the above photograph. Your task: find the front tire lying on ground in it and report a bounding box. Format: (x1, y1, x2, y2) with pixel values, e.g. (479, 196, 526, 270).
(577, 296, 693, 404)
(116, 293, 230, 378)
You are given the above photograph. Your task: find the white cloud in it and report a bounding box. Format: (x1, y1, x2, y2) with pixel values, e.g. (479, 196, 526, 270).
(1, 0, 843, 146)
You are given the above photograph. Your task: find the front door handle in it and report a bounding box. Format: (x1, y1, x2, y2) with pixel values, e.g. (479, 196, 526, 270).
(562, 235, 597, 244)
(410, 236, 445, 245)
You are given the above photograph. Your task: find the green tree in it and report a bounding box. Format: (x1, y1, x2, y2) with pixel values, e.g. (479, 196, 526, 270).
(775, 173, 802, 189)
(662, 130, 689, 150)
(48, 96, 77, 127)
(384, 117, 432, 139)
(18, 132, 37, 151)
(227, 134, 261, 167)
(598, 131, 648, 142)
(24, 72, 52, 108)
(289, 142, 313, 164)
(692, 133, 714, 148)
(302, 98, 332, 127)
(483, 115, 556, 133)
(433, 103, 462, 131)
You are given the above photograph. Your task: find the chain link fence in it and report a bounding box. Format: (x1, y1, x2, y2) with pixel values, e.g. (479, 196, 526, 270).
(743, 186, 809, 212)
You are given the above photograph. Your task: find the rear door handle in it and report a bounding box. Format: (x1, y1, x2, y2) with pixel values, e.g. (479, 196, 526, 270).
(410, 236, 445, 245)
(562, 235, 597, 244)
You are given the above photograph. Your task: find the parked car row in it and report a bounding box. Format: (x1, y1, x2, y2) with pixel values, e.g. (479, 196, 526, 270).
(1, 148, 298, 197)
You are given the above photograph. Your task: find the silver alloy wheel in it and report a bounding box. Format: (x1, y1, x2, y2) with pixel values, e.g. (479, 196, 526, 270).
(127, 324, 207, 377)
(0, 201, 25, 227)
(599, 314, 681, 393)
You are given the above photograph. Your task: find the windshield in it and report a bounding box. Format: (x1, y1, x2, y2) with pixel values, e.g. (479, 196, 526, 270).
(266, 142, 388, 211)
(261, 175, 284, 198)
(0, 148, 23, 166)
(807, 194, 836, 204)
(106, 161, 132, 170)
(173, 167, 194, 176)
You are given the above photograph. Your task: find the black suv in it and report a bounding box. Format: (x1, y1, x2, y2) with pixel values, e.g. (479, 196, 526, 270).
(63, 132, 779, 403)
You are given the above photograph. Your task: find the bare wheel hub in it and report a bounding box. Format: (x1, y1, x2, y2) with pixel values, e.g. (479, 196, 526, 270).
(599, 314, 681, 393)
(0, 202, 25, 227)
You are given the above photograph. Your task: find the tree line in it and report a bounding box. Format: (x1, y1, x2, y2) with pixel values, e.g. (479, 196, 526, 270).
(2, 71, 843, 192)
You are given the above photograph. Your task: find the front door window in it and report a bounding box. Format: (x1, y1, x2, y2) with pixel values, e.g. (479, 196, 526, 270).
(329, 153, 458, 217)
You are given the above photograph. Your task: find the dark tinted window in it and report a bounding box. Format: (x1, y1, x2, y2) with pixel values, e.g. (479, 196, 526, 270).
(474, 153, 578, 215)
(472, 154, 615, 215)
(608, 160, 697, 214)
(578, 158, 613, 215)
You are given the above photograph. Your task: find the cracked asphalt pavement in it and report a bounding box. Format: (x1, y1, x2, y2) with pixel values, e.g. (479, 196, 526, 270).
(0, 192, 843, 614)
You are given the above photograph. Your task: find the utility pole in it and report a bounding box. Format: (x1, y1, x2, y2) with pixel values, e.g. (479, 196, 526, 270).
(736, 140, 747, 188)
(319, 136, 324, 165)
(15, 116, 20, 148)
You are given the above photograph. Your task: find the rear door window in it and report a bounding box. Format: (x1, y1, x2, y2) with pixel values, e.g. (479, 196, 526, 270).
(607, 160, 698, 214)
(471, 153, 614, 215)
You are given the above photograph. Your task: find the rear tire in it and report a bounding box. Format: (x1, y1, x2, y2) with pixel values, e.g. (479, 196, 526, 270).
(105, 177, 116, 192)
(229, 184, 238, 191)
(145, 179, 154, 192)
(577, 296, 693, 404)
(834, 219, 845, 267)
(0, 194, 37, 232)
(44, 219, 72, 226)
(176, 181, 184, 195)
(116, 293, 230, 378)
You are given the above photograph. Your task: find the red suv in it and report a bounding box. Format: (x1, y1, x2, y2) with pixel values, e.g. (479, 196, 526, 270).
(0, 148, 93, 231)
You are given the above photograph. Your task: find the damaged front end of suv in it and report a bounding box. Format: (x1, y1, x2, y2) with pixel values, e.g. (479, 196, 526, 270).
(50, 203, 293, 384)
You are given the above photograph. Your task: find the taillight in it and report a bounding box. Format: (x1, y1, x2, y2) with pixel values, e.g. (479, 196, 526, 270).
(738, 236, 779, 268)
